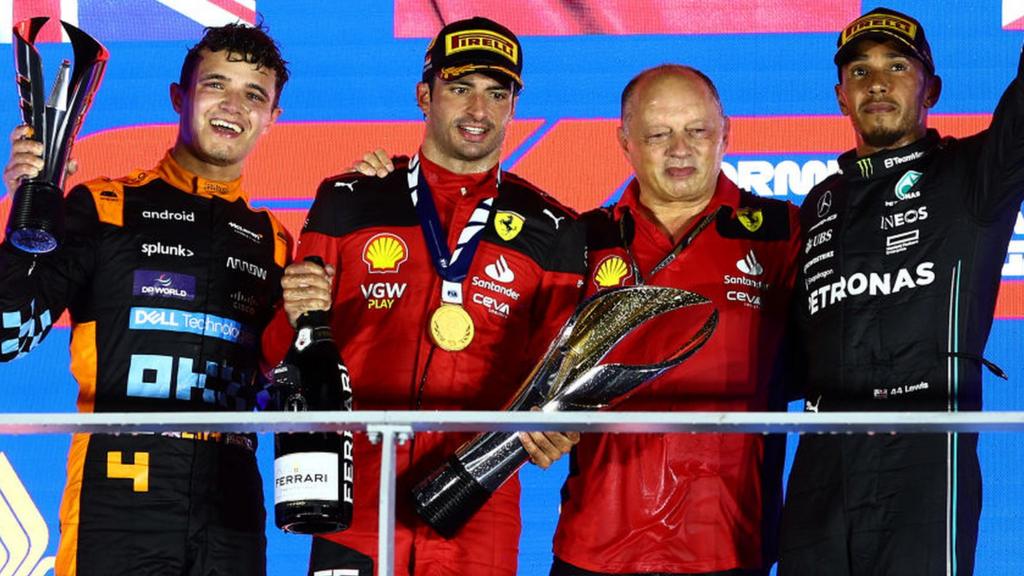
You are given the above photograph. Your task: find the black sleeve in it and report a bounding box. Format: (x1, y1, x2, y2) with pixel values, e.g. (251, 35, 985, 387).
(0, 185, 98, 361)
(970, 45, 1024, 219)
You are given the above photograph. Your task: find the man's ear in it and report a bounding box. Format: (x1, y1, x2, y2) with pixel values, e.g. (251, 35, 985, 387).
(835, 83, 851, 117)
(924, 74, 943, 109)
(262, 107, 283, 135)
(416, 82, 431, 117)
(617, 125, 630, 156)
(170, 83, 183, 114)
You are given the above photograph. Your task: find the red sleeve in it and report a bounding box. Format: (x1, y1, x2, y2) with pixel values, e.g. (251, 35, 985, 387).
(525, 217, 586, 364)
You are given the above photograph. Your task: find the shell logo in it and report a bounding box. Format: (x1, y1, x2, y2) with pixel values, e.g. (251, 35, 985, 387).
(362, 233, 409, 274)
(593, 255, 631, 288)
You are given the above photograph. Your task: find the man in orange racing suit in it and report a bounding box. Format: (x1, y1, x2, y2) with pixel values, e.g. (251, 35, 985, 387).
(0, 23, 290, 575)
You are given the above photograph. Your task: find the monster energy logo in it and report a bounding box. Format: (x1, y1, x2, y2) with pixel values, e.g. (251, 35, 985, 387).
(857, 158, 873, 178)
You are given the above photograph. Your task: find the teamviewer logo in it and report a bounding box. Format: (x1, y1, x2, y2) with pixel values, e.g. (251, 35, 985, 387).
(736, 250, 764, 276)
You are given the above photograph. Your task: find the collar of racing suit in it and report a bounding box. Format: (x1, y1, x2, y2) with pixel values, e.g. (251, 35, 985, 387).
(416, 150, 500, 230)
(837, 129, 942, 182)
(613, 171, 742, 245)
(155, 151, 247, 201)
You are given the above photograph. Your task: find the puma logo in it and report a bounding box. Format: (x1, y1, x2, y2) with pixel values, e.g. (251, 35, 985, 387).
(543, 209, 565, 230)
(334, 181, 357, 191)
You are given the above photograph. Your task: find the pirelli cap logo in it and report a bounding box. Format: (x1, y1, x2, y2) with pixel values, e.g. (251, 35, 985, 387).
(840, 13, 918, 47)
(593, 255, 631, 288)
(363, 233, 409, 274)
(445, 29, 519, 65)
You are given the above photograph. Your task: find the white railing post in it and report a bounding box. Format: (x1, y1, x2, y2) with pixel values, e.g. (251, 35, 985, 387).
(367, 424, 412, 576)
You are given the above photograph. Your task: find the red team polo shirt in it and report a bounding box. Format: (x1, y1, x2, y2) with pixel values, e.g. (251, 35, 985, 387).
(553, 174, 800, 574)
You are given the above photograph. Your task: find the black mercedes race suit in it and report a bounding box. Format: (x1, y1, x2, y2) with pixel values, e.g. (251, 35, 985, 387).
(780, 51, 1024, 576)
(0, 154, 289, 576)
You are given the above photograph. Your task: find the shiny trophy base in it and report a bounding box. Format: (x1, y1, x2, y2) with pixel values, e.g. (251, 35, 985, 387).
(7, 180, 63, 253)
(414, 456, 490, 538)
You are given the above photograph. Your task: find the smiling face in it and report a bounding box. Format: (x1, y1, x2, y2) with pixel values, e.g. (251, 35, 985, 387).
(170, 48, 281, 181)
(417, 72, 516, 174)
(619, 70, 729, 214)
(836, 38, 941, 156)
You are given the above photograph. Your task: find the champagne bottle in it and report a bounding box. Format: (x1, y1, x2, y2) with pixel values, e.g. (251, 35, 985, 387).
(273, 256, 354, 534)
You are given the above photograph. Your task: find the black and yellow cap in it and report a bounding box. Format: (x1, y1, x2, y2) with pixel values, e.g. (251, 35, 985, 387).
(422, 16, 523, 91)
(835, 7, 934, 75)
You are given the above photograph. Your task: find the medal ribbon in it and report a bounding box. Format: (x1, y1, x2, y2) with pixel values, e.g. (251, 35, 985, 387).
(408, 154, 496, 305)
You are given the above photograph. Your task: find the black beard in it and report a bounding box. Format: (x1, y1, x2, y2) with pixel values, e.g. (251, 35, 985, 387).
(861, 126, 907, 149)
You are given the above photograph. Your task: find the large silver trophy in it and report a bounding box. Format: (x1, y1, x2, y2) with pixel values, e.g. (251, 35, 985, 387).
(6, 17, 107, 253)
(413, 285, 718, 537)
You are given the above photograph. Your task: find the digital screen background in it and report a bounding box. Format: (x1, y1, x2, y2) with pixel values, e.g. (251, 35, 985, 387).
(0, 1, 1022, 574)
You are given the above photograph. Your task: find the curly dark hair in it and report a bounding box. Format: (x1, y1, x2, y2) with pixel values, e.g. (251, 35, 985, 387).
(179, 22, 290, 106)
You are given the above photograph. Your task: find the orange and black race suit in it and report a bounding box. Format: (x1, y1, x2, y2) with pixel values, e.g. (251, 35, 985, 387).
(262, 154, 586, 576)
(0, 153, 290, 575)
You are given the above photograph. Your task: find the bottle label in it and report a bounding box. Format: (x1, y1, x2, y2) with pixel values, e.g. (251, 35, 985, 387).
(274, 452, 340, 503)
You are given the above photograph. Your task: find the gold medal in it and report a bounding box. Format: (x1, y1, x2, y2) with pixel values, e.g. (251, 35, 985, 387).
(429, 304, 475, 351)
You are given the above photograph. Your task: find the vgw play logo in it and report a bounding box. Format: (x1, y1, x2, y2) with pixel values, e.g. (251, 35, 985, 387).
(0, 453, 55, 575)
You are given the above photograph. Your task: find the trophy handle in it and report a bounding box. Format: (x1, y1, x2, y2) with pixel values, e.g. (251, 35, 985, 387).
(47, 21, 108, 188)
(13, 17, 48, 138)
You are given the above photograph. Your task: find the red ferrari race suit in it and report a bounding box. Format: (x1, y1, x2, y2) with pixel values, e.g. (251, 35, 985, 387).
(552, 174, 800, 575)
(0, 153, 290, 575)
(261, 153, 586, 576)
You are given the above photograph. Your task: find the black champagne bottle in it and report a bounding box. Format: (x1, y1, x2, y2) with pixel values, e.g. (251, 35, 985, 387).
(273, 256, 354, 533)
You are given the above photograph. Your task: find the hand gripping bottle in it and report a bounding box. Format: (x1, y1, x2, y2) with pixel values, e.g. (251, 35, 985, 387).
(273, 256, 354, 533)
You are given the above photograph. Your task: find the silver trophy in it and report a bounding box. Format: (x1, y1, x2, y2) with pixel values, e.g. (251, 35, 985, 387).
(6, 17, 108, 253)
(413, 284, 718, 537)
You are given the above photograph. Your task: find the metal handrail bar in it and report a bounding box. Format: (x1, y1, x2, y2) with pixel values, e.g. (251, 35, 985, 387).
(3, 410, 1024, 434)
(6, 410, 1024, 576)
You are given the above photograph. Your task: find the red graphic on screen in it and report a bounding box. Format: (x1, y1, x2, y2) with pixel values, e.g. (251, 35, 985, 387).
(3, 114, 1013, 324)
(395, 0, 861, 37)
(13, 0, 64, 42)
(1004, 0, 1024, 29)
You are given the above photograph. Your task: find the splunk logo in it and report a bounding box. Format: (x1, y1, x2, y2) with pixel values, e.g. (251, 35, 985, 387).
(807, 262, 935, 315)
(141, 242, 193, 258)
(0, 452, 55, 574)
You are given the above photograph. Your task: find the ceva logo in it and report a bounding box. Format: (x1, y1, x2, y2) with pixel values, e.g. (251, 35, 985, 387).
(0, 452, 56, 575)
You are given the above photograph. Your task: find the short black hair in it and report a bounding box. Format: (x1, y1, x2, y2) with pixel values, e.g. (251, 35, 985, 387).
(179, 22, 289, 107)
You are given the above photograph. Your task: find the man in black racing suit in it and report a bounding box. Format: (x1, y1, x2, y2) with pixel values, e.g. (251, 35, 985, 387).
(0, 24, 290, 575)
(780, 7, 1024, 576)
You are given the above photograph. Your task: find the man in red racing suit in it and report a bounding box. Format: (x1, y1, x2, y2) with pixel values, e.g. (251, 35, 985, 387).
(551, 65, 800, 576)
(261, 17, 585, 576)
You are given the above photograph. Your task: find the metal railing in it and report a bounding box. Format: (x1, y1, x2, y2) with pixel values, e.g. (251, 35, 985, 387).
(4, 410, 1024, 576)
